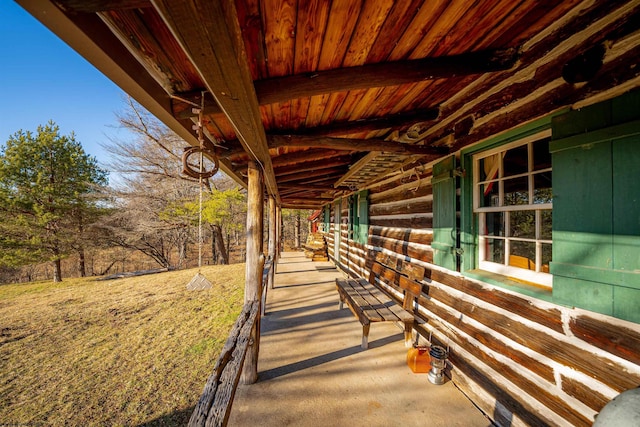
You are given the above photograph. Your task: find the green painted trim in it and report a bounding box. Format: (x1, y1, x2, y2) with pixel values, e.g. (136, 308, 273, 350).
(460, 109, 568, 158)
(549, 119, 640, 153)
(463, 270, 554, 302)
(551, 263, 640, 290)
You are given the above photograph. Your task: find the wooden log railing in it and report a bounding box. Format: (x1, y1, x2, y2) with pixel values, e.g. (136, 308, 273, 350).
(189, 257, 273, 427)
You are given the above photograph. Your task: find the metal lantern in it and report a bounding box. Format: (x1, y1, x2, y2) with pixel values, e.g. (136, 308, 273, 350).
(427, 345, 448, 385)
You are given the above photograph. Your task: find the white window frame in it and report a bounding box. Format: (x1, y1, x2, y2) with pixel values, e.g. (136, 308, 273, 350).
(472, 130, 552, 287)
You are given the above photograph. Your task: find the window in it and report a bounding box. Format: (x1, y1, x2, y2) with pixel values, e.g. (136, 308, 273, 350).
(348, 190, 369, 245)
(472, 131, 552, 287)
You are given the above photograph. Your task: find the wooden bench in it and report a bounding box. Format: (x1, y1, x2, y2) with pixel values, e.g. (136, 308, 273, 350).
(336, 277, 415, 349)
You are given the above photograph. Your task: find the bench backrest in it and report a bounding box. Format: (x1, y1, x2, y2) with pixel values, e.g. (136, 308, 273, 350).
(368, 251, 425, 313)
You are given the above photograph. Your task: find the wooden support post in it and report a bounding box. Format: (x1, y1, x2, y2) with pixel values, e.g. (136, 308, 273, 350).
(241, 161, 263, 385)
(267, 196, 276, 290)
(276, 206, 282, 261)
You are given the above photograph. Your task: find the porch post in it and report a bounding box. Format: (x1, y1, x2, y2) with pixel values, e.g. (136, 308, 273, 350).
(267, 196, 276, 289)
(276, 206, 282, 262)
(241, 161, 263, 384)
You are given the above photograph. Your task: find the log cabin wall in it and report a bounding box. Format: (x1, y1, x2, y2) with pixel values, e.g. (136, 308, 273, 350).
(322, 119, 640, 426)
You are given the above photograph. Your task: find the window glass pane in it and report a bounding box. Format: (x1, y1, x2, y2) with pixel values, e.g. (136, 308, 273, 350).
(504, 176, 529, 205)
(510, 241, 536, 269)
(533, 172, 552, 204)
(541, 243, 552, 271)
(483, 212, 504, 237)
(485, 238, 504, 264)
(533, 138, 551, 170)
(480, 182, 500, 207)
(479, 153, 500, 181)
(510, 211, 535, 239)
(541, 210, 552, 240)
(503, 144, 528, 177)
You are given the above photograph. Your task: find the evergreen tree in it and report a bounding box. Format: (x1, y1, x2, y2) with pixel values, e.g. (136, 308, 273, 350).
(0, 121, 108, 282)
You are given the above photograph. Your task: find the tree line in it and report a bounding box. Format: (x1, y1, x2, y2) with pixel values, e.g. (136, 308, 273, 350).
(0, 99, 310, 284)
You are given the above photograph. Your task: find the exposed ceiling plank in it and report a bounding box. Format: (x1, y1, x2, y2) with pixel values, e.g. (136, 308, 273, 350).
(152, 0, 279, 200)
(268, 135, 448, 156)
(173, 48, 518, 117)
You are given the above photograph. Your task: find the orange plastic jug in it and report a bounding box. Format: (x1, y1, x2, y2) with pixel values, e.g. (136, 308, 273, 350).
(407, 345, 430, 373)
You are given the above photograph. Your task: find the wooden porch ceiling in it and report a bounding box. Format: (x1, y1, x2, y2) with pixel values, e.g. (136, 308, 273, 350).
(20, 0, 637, 208)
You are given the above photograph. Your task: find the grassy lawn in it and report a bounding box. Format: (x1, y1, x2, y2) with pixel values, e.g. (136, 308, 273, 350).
(0, 264, 245, 426)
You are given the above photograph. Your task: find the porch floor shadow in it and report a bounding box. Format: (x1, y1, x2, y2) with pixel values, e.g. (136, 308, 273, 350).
(228, 252, 492, 427)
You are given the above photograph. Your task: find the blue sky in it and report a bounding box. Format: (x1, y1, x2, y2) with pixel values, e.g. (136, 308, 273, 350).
(0, 2, 135, 168)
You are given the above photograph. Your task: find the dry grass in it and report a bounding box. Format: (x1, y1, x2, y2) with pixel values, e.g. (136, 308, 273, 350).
(0, 264, 245, 426)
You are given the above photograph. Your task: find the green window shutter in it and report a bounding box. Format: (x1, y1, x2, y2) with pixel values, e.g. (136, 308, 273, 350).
(334, 199, 341, 262)
(357, 190, 369, 245)
(349, 194, 358, 241)
(550, 90, 640, 323)
(432, 155, 458, 270)
(323, 205, 330, 232)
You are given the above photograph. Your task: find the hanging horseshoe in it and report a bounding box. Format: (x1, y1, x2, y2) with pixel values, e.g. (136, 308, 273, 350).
(182, 146, 219, 179)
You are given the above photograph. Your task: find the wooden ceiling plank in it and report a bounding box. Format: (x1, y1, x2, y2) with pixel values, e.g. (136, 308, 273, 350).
(261, 0, 296, 77)
(152, 0, 279, 199)
(294, 0, 331, 74)
(318, 0, 363, 70)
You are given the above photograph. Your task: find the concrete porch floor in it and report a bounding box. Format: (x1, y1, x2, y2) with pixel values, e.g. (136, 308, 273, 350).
(228, 252, 492, 427)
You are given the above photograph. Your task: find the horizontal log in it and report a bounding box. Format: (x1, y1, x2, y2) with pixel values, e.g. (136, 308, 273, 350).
(369, 235, 434, 263)
(175, 47, 517, 118)
(561, 374, 611, 412)
(270, 109, 439, 137)
(569, 314, 640, 366)
(369, 182, 432, 204)
(369, 199, 432, 217)
(428, 269, 564, 334)
(369, 216, 433, 230)
(369, 226, 433, 246)
(416, 292, 555, 383)
(426, 282, 640, 392)
(418, 317, 592, 426)
(256, 48, 520, 105)
(269, 135, 448, 156)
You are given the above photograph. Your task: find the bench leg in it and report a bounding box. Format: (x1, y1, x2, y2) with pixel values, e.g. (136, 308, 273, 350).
(404, 322, 413, 348)
(362, 324, 370, 349)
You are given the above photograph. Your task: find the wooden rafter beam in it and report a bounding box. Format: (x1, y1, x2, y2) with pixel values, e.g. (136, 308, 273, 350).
(274, 157, 352, 177)
(270, 149, 349, 168)
(277, 167, 346, 184)
(271, 109, 439, 137)
(268, 135, 448, 156)
(152, 0, 279, 200)
(279, 184, 338, 192)
(174, 48, 518, 117)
